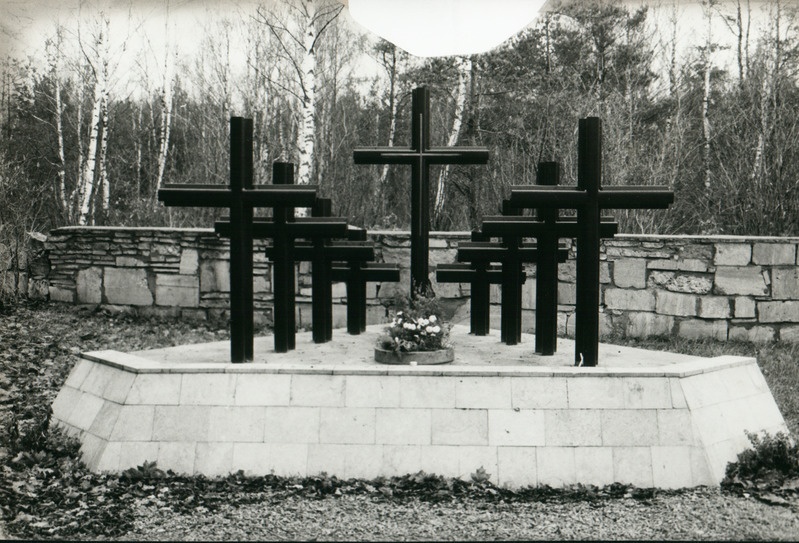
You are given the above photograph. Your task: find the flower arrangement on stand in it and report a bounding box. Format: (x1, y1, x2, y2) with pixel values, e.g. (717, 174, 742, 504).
(375, 293, 454, 365)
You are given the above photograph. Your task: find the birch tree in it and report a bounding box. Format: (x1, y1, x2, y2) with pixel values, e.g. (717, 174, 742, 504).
(433, 56, 471, 228)
(154, 11, 176, 196)
(257, 0, 343, 188)
(76, 14, 111, 226)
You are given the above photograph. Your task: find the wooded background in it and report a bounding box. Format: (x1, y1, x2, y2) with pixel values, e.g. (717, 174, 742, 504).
(1, 0, 798, 293)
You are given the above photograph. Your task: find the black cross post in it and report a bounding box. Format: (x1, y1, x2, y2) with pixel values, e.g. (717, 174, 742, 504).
(354, 86, 489, 297)
(435, 230, 500, 335)
(508, 118, 673, 366)
(159, 118, 317, 362)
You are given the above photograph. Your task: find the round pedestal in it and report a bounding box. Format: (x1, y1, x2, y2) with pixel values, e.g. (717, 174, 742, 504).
(374, 347, 454, 365)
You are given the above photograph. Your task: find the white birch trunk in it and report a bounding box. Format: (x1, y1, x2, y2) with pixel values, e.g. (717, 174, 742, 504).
(77, 21, 109, 226)
(296, 0, 317, 188)
(155, 47, 175, 194)
(99, 93, 109, 213)
(701, 5, 712, 197)
(49, 29, 68, 212)
(433, 57, 471, 225)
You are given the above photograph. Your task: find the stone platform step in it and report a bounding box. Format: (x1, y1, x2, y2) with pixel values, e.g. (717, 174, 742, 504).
(51, 326, 787, 489)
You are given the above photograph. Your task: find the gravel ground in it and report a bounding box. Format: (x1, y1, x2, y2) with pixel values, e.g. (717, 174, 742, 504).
(116, 489, 799, 541)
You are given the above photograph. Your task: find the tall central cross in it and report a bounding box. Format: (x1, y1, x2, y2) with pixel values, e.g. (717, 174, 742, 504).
(354, 86, 489, 296)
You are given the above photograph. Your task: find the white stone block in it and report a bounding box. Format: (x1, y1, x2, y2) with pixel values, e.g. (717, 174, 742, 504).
(157, 442, 196, 475)
(291, 375, 345, 407)
(234, 374, 291, 406)
(734, 296, 756, 319)
(758, 301, 799, 323)
(231, 443, 271, 476)
(714, 266, 768, 296)
(657, 409, 697, 446)
(88, 401, 122, 440)
(110, 405, 155, 441)
(656, 291, 698, 317)
(613, 447, 653, 487)
(179, 249, 199, 275)
(127, 374, 182, 405)
(752, 243, 796, 265)
(319, 408, 376, 444)
(420, 445, 461, 478)
(51, 385, 82, 424)
(104, 267, 153, 306)
(613, 259, 647, 289)
(64, 359, 94, 390)
(714, 243, 751, 266)
(67, 392, 106, 430)
(399, 376, 457, 408)
(604, 288, 655, 311)
(690, 446, 714, 486)
(376, 408, 431, 445)
(677, 319, 728, 341)
(680, 372, 730, 409)
(511, 377, 569, 409)
(268, 443, 310, 477)
(497, 447, 537, 488)
(600, 410, 658, 446)
(669, 379, 687, 409)
(77, 267, 103, 304)
(625, 312, 674, 338)
(195, 442, 234, 476)
(383, 445, 423, 478)
(118, 441, 160, 470)
(567, 378, 625, 409)
(772, 268, 799, 300)
(153, 405, 210, 442)
(574, 447, 615, 487)
(80, 363, 117, 397)
(651, 446, 693, 489)
(698, 296, 731, 319)
(690, 404, 730, 445)
(94, 442, 122, 472)
(307, 444, 348, 477)
(455, 446, 498, 483)
(537, 447, 576, 487)
(208, 406, 266, 442)
(488, 410, 545, 446)
(102, 370, 136, 404)
(180, 374, 236, 405)
(432, 409, 488, 445)
(345, 375, 400, 407)
(545, 410, 602, 446)
(455, 377, 511, 409)
(264, 407, 320, 443)
(79, 433, 106, 469)
(622, 378, 672, 409)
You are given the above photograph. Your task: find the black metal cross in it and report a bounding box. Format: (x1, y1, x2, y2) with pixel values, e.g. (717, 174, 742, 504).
(481, 163, 619, 355)
(508, 118, 674, 366)
(158, 118, 318, 362)
(454, 240, 568, 345)
(215, 198, 351, 346)
(354, 86, 489, 297)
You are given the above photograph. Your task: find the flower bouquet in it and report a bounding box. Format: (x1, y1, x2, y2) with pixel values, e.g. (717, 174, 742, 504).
(375, 294, 454, 365)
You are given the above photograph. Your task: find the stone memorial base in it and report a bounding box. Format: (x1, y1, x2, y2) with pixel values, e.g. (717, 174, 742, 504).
(51, 325, 787, 489)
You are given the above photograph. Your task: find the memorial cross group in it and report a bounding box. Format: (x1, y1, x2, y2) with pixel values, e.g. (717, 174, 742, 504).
(158, 88, 673, 367)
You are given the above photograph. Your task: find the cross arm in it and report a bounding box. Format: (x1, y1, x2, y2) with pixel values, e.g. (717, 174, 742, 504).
(456, 242, 569, 263)
(435, 263, 504, 284)
(353, 148, 419, 164)
(264, 241, 375, 262)
(507, 186, 589, 208)
(242, 186, 320, 207)
(215, 217, 349, 239)
(330, 262, 400, 283)
(481, 216, 619, 238)
(597, 186, 674, 209)
(158, 184, 233, 207)
(425, 147, 490, 165)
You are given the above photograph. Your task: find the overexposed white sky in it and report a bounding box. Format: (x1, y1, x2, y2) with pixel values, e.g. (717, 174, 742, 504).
(0, 0, 783, 100)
